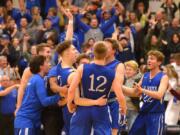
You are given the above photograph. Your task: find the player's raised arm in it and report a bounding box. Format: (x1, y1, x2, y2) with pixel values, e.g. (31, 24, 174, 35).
(65, 10, 74, 41)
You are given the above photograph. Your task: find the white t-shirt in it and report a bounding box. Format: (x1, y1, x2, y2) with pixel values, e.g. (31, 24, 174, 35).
(171, 63, 180, 86)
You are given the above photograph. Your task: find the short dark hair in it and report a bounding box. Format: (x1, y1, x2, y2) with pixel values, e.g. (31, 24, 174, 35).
(29, 55, 46, 74)
(104, 38, 119, 51)
(56, 40, 71, 55)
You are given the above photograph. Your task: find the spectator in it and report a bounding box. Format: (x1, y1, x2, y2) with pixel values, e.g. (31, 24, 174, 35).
(168, 33, 180, 57)
(76, 9, 119, 42)
(166, 17, 180, 42)
(124, 60, 141, 131)
(0, 75, 19, 135)
(164, 64, 180, 125)
(161, 0, 178, 22)
(6, 0, 32, 28)
(115, 34, 135, 62)
(46, 7, 60, 34)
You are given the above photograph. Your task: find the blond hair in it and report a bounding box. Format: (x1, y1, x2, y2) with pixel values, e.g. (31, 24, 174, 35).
(124, 60, 139, 71)
(93, 41, 107, 60)
(165, 64, 178, 81)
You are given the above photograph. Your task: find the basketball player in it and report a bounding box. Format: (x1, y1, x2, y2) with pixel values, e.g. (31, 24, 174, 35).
(123, 50, 169, 135)
(14, 55, 61, 135)
(67, 41, 127, 135)
(104, 38, 125, 135)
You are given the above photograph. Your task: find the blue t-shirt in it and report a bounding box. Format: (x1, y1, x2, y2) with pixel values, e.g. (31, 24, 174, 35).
(14, 74, 60, 128)
(81, 63, 115, 100)
(140, 72, 165, 113)
(0, 87, 17, 114)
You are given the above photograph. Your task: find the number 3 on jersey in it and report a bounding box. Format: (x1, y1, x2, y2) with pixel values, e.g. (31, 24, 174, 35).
(89, 74, 107, 92)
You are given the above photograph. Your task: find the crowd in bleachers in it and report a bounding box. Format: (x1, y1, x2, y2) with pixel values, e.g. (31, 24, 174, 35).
(0, 0, 179, 135)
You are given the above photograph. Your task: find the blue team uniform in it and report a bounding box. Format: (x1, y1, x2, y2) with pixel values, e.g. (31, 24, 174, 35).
(129, 72, 165, 135)
(70, 63, 115, 135)
(14, 74, 60, 135)
(48, 63, 74, 135)
(106, 59, 120, 130)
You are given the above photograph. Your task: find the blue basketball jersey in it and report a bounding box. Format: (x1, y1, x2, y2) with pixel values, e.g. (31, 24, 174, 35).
(81, 63, 115, 100)
(140, 72, 165, 113)
(56, 63, 74, 86)
(106, 59, 120, 100)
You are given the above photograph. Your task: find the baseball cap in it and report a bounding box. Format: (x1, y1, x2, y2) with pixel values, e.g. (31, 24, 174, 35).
(0, 34, 10, 40)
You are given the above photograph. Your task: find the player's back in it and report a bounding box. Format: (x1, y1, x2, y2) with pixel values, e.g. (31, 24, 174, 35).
(81, 63, 115, 100)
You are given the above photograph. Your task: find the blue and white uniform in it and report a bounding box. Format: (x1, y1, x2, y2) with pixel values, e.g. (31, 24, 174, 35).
(48, 63, 74, 135)
(129, 72, 165, 135)
(106, 59, 120, 129)
(70, 63, 115, 135)
(14, 74, 60, 135)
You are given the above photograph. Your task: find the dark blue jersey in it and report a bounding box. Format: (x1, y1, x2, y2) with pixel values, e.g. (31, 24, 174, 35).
(56, 63, 74, 86)
(48, 63, 74, 86)
(81, 63, 115, 100)
(140, 72, 165, 113)
(106, 59, 120, 100)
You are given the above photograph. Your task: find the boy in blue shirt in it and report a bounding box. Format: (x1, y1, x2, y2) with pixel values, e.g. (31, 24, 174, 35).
(14, 55, 61, 135)
(123, 50, 169, 135)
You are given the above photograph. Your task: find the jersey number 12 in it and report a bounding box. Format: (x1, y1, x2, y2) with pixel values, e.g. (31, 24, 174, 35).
(89, 74, 107, 92)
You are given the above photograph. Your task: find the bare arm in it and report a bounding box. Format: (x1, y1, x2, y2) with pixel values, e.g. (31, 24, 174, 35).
(0, 84, 19, 96)
(122, 75, 143, 97)
(111, 70, 127, 115)
(16, 68, 32, 109)
(49, 77, 68, 97)
(136, 75, 169, 100)
(68, 65, 83, 104)
(65, 10, 74, 41)
(74, 88, 107, 106)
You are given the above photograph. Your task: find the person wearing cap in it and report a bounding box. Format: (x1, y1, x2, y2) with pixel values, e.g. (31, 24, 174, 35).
(115, 34, 135, 63)
(99, 10, 116, 39)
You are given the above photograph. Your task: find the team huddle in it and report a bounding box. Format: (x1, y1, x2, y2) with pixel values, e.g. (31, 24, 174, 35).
(13, 40, 168, 135)
(11, 6, 170, 135)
